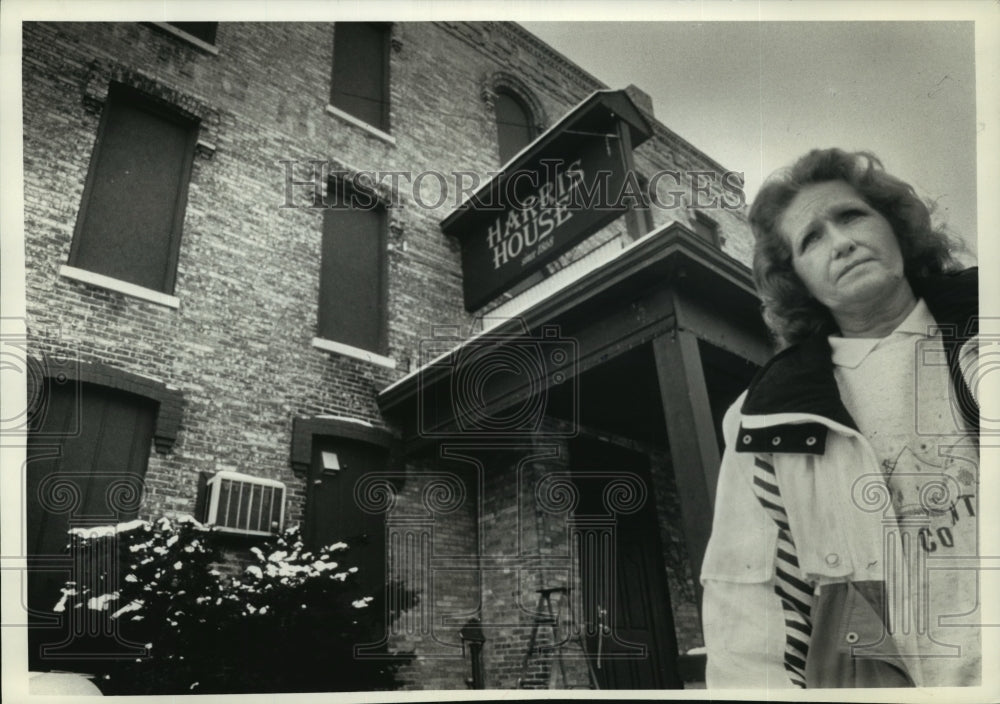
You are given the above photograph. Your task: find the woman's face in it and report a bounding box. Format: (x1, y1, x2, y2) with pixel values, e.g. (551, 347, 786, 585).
(778, 180, 907, 316)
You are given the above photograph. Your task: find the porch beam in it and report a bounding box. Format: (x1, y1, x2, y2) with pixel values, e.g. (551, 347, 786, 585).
(401, 285, 677, 452)
(672, 289, 771, 366)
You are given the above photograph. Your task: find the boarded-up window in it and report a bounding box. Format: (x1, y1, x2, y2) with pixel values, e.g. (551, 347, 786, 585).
(330, 23, 390, 132)
(70, 83, 199, 293)
(495, 90, 536, 164)
(318, 180, 387, 352)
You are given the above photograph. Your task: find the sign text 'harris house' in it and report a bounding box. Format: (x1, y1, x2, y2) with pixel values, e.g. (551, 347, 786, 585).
(441, 90, 654, 311)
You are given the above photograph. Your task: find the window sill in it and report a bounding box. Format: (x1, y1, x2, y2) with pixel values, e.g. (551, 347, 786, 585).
(325, 105, 396, 146)
(148, 23, 220, 55)
(312, 337, 396, 369)
(60, 265, 180, 309)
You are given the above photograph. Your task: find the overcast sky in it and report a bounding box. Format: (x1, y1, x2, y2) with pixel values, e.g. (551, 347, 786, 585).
(521, 19, 980, 255)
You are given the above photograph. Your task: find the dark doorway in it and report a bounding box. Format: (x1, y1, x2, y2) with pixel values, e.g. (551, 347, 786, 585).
(569, 437, 681, 689)
(304, 436, 389, 642)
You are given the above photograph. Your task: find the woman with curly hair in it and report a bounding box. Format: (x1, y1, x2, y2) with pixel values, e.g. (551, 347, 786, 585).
(700, 148, 980, 688)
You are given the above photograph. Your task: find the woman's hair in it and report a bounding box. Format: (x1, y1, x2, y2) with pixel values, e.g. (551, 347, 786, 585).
(749, 148, 962, 348)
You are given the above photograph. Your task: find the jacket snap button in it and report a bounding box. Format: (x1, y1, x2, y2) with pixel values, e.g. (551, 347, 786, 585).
(771, 436, 781, 446)
(845, 631, 860, 644)
(825, 552, 840, 566)
(806, 436, 817, 446)
(742, 434, 752, 445)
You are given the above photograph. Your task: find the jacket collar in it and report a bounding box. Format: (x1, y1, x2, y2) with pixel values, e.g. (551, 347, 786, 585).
(741, 267, 978, 427)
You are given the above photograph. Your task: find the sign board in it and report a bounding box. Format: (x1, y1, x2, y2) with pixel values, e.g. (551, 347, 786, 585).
(441, 91, 653, 311)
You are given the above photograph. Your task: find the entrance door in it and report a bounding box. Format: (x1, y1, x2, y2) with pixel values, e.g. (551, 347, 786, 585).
(304, 436, 389, 639)
(570, 437, 681, 689)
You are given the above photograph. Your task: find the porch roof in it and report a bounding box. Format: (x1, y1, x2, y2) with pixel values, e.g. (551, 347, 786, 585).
(377, 222, 767, 449)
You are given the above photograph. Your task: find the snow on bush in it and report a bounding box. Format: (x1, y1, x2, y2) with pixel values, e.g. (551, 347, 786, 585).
(53, 516, 415, 695)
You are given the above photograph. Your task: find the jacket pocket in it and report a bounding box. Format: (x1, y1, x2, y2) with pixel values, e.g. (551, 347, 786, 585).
(805, 581, 914, 688)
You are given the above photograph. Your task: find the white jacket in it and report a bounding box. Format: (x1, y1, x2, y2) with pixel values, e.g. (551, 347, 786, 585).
(700, 268, 980, 689)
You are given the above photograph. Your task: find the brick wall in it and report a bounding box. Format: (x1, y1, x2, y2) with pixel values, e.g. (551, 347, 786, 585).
(381, 454, 481, 690)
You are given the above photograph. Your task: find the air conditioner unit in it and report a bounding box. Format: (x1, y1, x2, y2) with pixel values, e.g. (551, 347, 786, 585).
(203, 471, 286, 535)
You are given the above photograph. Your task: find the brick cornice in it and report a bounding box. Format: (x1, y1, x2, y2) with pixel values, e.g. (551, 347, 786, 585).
(502, 22, 607, 90)
(435, 21, 606, 96)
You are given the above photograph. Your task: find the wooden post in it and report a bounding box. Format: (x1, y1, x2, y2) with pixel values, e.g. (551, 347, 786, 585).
(651, 327, 721, 606)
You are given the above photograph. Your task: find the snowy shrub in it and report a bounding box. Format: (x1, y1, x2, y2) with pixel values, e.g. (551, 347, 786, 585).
(54, 516, 415, 694)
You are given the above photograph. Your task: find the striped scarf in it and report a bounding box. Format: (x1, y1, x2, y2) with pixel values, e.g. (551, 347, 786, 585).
(751, 455, 816, 688)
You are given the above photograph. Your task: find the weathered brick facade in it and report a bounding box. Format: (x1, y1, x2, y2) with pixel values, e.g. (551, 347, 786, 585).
(22, 20, 755, 690)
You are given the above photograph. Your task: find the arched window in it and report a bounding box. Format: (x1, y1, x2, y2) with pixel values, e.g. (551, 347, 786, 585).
(495, 89, 536, 164)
